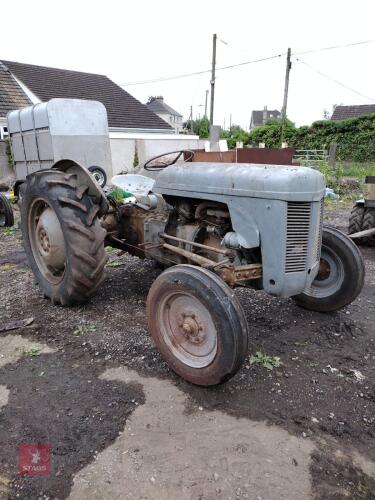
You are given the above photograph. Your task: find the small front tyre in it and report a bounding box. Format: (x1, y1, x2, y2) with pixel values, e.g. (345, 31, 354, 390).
(147, 265, 249, 386)
(293, 227, 365, 312)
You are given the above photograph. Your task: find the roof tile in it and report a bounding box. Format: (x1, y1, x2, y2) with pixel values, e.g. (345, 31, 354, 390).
(0, 60, 172, 130)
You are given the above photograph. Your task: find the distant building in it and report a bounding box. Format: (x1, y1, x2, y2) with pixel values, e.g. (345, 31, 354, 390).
(146, 96, 183, 133)
(331, 104, 375, 120)
(250, 106, 281, 130)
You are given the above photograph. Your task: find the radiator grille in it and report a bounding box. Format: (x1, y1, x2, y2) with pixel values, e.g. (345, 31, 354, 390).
(285, 202, 311, 273)
(312, 199, 324, 263)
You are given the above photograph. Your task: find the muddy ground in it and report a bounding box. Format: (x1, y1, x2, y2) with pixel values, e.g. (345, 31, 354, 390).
(0, 202, 374, 499)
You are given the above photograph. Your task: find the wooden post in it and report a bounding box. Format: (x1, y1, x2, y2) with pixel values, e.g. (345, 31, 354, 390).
(328, 142, 337, 168)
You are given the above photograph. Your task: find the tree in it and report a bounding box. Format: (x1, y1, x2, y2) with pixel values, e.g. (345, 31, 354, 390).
(183, 117, 210, 138)
(248, 118, 296, 148)
(221, 125, 250, 149)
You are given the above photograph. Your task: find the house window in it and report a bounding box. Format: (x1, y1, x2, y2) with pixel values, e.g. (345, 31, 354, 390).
(0, 126, 8, 140)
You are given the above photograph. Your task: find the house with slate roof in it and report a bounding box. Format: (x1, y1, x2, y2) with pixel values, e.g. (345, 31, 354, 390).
(249, 106, 281, 130)
(331, 104, 375, 120)
(146, 96, 183, 133)
(0, 60, 172, 134)
(0, 60, 201, 177)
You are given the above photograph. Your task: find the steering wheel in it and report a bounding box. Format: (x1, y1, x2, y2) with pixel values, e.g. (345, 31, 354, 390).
(143, 150, 195, 171)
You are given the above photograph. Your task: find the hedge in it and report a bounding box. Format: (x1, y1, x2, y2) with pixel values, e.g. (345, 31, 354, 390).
(248, 114, 375, 162)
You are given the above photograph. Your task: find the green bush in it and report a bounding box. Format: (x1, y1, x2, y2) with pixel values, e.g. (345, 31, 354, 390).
(247, 114, 375, 162)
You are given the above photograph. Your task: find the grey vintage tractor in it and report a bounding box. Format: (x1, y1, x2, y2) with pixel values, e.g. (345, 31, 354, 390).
(7, 99, 365, 386)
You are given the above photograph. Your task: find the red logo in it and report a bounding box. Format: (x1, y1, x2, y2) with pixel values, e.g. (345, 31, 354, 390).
(18, 444, 50, 475)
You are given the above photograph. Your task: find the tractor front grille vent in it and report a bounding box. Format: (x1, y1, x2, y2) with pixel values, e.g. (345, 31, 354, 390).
(285, 202, 311, 273)
(312, 198, 324, 263)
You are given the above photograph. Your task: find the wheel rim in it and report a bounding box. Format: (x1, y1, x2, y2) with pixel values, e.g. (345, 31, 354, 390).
(91, 170, 105, 186)
(158, 291, 218, 368)
(28, 198, 66, 284)
(305, 245, 344, 298)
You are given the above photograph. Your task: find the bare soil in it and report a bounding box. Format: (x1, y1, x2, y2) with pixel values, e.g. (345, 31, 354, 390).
(0, 202, 374, 499)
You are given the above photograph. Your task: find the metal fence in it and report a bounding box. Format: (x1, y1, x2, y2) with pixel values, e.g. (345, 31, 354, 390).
(293, 149, 328, 167)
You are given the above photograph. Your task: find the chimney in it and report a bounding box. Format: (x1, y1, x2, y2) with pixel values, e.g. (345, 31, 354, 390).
(263, 106, 268, 124)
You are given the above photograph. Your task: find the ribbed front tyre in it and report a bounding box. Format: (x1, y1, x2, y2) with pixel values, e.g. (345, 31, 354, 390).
(147, 265, 249, 386)
(293, 227, 365, 312)
(21, 170, 107, 305)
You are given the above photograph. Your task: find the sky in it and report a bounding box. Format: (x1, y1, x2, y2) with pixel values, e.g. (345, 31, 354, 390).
(1, 0, 375, 129)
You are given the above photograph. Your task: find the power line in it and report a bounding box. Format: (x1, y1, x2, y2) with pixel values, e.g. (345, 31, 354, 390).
(294, 57, 375, 103)
(294, 38, 375, 56)
(121, 53, 284, 86)
(120, 37, 375, 88)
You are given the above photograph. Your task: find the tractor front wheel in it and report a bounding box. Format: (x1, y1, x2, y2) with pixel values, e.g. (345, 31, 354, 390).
(147, 265, 248, 386)
(21, 170, 107, 305)
(293, 227, 364, 312)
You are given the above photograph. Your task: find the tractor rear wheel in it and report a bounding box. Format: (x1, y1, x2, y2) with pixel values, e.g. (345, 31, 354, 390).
(348, 204, 365, 245)
(362, 208, 375, 246)
(0, 193, 14, 227)
(147, 265, 248, 386)
(21, 170, 107, 305)
(293, 227, 364, 312)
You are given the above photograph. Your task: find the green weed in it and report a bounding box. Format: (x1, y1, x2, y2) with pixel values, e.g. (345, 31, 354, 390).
(250, 351, 282, 370)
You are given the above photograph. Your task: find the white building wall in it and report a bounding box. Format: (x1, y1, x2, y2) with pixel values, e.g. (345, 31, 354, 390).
(155, 112, 183, 134)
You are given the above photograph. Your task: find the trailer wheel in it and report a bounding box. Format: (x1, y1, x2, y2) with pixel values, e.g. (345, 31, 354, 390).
(88, 166, 107, 188)
(21, 170, 107, 305)
(147, 264, 248, 386)
(0, 193, 14, 227)
(348, 204, 365, 245)
(361, 208, 375, 246)
(293, 227, 364, 312)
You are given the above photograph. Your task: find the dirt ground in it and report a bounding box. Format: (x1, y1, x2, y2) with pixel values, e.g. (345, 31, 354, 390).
(0, 202, 374, 500)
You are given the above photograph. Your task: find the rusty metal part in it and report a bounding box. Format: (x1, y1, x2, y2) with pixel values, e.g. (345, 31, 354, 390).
(163, 243, 216, 268)
(158, 290, 218, 368)
(216, 263, 262, 287)
(163, 242, 262, 287)
(100, 213, 119, 233)
(348, 227, 375, 239)
(160, 233, 231, 256)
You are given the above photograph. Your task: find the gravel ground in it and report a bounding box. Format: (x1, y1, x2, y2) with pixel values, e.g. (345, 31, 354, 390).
(0, 202, 374, 499)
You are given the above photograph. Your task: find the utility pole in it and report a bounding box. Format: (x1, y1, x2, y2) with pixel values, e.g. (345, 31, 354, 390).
(204, 89, 209, 118)
(280, 47, 292, 147)
(209, 34, 217, 126)
(190, 105, 194, 133)
(229, 113, 232, 130)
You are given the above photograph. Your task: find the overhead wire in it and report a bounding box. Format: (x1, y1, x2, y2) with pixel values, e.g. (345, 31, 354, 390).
(294, 57, 375, 103)
(121, 53, 284, 86)
(120, 37, 375, 87)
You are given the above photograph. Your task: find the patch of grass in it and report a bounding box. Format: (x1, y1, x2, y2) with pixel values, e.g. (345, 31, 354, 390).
(21, 347, 41, 357)
(0, 264, 15, 273)
(73, 323, 97, 336)
(106, 260, 124, 268)
(0, 227, 16, 236)
(250, 351, 282, 370)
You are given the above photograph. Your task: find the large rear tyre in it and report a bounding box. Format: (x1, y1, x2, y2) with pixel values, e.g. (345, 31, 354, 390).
(146, 265, 249, 386)
(293, 227, 365, 312)
(0, 193, 14, 227)
(362, 208, 375, 246)
(21, 170, 107, 305)
(348, 204, 365, 245)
